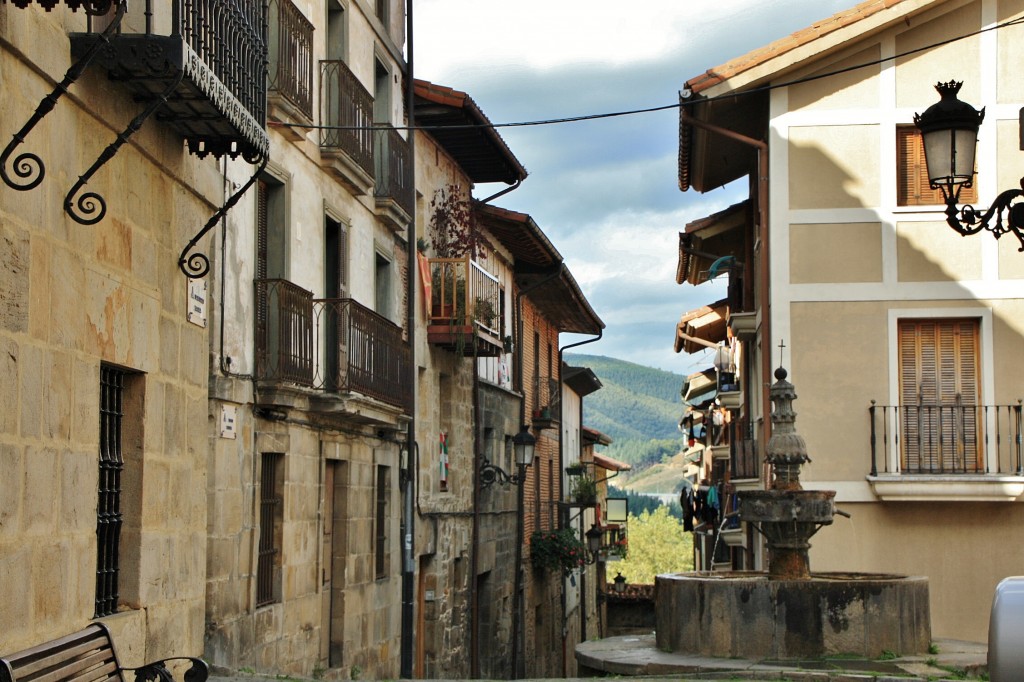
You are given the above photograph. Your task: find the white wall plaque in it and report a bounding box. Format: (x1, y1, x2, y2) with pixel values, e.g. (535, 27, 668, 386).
(187, 278, 208, 328)
(220, 405, 237, 439)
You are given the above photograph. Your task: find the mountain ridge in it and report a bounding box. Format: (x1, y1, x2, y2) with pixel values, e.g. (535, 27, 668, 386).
(564, 353, 686, 481)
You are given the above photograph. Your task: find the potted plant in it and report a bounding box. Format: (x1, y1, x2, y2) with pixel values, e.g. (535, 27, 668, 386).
(530, 528, 586, 574)
(570, 474, 597, 505)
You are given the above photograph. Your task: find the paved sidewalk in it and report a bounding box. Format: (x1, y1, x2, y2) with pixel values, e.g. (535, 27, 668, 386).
(207, 636, 987, 682)
(576, 633, 989, 681)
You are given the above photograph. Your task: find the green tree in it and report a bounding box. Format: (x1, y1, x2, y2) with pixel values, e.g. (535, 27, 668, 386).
(612, 507, 693, 584)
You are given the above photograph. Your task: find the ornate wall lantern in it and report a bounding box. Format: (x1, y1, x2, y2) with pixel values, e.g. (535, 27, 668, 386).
(914, 80, 1024, 250)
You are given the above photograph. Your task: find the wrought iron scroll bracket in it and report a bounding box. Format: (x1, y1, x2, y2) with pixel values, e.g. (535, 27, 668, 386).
(0, 0, 126, 192)
(946, 178, 1024, 252)
(178, 153, 269, 279)
(65, 69, 185, 225)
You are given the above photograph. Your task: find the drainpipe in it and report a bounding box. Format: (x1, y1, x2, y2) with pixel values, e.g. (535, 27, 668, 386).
(400, 0, 416, 675)
(510, 263, 563, 679)
(679, 106, 772, 453)
(557, 331, 602, 670)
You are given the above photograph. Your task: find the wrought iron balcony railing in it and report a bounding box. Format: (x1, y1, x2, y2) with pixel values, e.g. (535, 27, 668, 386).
(532, 376, 560, 422)
(268, 0, 314, 121)
(319, 59, 375, 187)
(427, 256, 502, 357)
(869, 402, 1024, 476)
(314, 297, 411, 411)
(254, 279, 411, 411)
(255, 278, 315, 386)
(374, 125, 415, 220)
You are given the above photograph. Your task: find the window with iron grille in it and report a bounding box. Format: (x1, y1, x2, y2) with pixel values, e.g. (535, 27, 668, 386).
(95, 364, 143, 618)
(897, 127, 977, 206)
(257, 452, 284, 606)
(375, 465, 389, 579)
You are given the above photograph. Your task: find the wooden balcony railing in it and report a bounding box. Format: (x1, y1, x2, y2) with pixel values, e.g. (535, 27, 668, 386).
(313, 297, 411, 411)
(427, 256, 502, 356)
(869, 402, 1024, 475)
(268, 0, 314, 120)
(320, 59, 374, 175)
(374, 125, 414, 217)
(731, 439, 759, 480)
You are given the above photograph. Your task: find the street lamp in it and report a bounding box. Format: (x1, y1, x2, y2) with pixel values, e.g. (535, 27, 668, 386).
(511, 424, 536, 468)
(613, 572, 627, 594)
(481, 425, 536, 487)
(914, 80, 1024, 250)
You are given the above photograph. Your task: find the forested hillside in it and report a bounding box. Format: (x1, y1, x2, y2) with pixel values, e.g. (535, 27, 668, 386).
(564, 353, 686, 478)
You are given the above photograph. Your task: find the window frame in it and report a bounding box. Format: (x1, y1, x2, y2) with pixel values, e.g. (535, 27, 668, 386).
(896, 125, 977, 207)
(257, 451, 284, 607)
(886, 308, 995, 474)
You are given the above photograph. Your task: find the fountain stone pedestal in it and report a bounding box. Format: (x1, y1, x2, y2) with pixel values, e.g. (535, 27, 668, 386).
(656, 366, 931, 659)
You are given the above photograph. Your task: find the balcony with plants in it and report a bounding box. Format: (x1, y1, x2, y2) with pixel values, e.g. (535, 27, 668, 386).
(426, 256, 502, 357)
(423, 184, 502, 357)
(254, 279, 411, 418)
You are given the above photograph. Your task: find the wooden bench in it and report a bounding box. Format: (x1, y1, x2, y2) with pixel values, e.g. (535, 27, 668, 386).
(0, 624, 208, 682)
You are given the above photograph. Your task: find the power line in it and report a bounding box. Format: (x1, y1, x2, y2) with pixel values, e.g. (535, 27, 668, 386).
(270, 14, 1024, 135)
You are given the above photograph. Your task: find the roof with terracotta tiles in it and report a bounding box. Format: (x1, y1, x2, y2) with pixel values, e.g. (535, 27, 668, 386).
(473, 203, 604, 334)
(414, 79, 528, 185)
(685, 0, 917, 94)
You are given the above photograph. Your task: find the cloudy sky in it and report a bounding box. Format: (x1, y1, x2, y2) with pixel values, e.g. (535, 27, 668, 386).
(413, 0, 851, 373)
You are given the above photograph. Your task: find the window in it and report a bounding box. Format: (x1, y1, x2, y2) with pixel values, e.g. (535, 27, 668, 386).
(898, 318, 981, 473)
(375, 465, 390, 579)
(375, 250, 391, 318)
(256, 176, 287, 280)
(375, 0, 388, 25)
(326, 0, 347, 62)
(373, 57, 391, 124)
(897, 127, 976, 206)
(95, 364, 142, 618)
(257, 452, 284, 606)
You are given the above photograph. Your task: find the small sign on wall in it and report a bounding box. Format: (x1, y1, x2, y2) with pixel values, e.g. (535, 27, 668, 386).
(220, 405, 237, 439)
(187, 278, 208, 328)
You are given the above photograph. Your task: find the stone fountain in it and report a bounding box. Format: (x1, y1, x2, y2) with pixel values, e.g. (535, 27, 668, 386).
(655, 366, 931, 659)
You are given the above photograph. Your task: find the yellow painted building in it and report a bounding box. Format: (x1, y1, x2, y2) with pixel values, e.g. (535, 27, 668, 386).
(677, 0, 1024, 641)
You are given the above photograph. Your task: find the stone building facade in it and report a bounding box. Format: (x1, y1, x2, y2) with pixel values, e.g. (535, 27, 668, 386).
(204, 0, 410, 677)
(0, 0, 230, 663)
(1, 3, 606, 679)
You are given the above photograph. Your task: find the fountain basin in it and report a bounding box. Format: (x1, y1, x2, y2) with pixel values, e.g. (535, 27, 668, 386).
(655, 571, 931, 660)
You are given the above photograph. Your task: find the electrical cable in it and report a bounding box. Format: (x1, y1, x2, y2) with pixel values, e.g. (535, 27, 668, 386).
(268, 16, 1024, 135)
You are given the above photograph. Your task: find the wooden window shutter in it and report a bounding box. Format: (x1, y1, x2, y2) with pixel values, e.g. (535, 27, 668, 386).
(897, 127, 977, 206)
(897, 319, 981, 472)
(256, 179, 269, 281)
(338, 223, 348, 298)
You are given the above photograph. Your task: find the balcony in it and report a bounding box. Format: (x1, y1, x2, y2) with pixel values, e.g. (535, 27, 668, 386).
(867, 402, 1024, 501)
(730, 437, 759, 481)
(319, 59, 374, 194)
(267, 0, 314, 137)
(373, 125, 414, 231)
(532, 376, 560, 427)
(71, 0, 269, 160)
(427, 257, 502, 357)
(255, 279, 411, 418)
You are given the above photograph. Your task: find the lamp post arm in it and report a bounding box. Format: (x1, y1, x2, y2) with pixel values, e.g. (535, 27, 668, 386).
(951, 180, 1024, 251)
